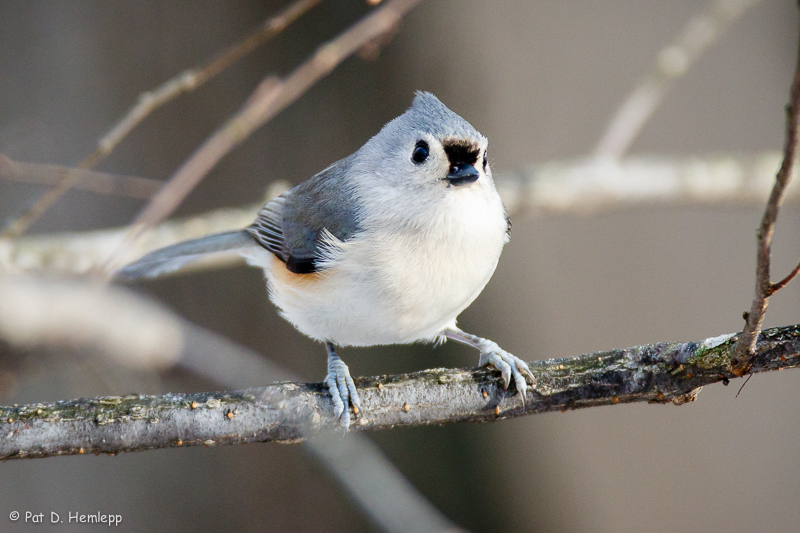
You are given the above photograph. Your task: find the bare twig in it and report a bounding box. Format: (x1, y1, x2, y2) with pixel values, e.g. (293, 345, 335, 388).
(595, 0, 762, 159)
(1, 323, 799, 461)
(0, 0, 322, 240)
(0, 155, 162, 199)
(769, 258, 800, 294)
(98, 0, 323, 157)
(1, 150, 106, 240)
(3, 152, 794, 276)
(733, 8, 800, 373)
(735, 372, 753, 397)
(102, 0, 423, 276)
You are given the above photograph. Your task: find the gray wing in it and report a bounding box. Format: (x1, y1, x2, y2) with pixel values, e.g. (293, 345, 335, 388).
(247, 154, 360, 274)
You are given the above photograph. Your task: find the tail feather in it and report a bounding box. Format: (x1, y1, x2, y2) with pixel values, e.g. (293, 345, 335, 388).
(115, 230, 256, 280)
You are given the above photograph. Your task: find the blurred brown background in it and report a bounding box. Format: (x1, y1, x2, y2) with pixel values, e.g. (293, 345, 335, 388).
(1, 0, 799, 531)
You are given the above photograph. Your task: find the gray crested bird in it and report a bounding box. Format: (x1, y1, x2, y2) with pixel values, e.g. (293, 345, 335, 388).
(117, 92, 535, 428)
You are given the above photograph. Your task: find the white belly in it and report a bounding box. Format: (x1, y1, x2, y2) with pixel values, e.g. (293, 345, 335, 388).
(249, 185, 508, 346)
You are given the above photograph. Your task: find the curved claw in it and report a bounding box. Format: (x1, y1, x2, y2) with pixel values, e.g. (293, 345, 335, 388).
(478, 341, 536, 406)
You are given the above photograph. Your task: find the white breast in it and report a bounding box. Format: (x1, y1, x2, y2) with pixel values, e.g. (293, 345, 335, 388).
(250, 180, 508, 347)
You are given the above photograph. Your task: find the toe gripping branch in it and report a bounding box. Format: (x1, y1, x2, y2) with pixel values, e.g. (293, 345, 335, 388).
(442, 328, 536, 405)
(325, 343, 362, 429)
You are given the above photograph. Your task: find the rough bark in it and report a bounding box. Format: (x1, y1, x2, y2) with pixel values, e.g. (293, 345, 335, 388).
(2, 324, 799, 461)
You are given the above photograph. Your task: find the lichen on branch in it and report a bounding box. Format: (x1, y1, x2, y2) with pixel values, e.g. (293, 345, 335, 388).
(2, 324, 799, 461)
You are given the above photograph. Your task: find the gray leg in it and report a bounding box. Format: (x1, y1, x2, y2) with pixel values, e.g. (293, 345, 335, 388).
(325, 343, 362, 429)
(443, 327, 535, 405)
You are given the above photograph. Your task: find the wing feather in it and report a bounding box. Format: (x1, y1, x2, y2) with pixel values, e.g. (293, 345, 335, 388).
(246, 154, 360, 274)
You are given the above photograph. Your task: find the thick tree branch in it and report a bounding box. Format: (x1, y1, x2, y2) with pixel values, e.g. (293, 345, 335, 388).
(3, 324, 799, 461)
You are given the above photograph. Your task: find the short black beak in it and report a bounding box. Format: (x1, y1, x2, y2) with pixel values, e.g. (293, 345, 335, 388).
(445, 164, 480, 186)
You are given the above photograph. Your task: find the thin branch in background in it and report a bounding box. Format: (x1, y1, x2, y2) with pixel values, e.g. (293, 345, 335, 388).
(1, 203, 264, 275)
(594, 0, 762, 160)
(0, 274, 457, 531)
(101, 0, 424, 277)
(733, 7, 800, 373)
(3, 151, 793, 276)
(0, 0, 323, 240)
(307, 433, 462, 533)
(179, 327, 459, 533)
(3, 322, 800, 460)
(504, 151, 791, 217)
(0, 155, 162, 200)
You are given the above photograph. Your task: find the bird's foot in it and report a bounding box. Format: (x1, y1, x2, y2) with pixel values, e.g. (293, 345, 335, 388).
(476, 340, 536, 405)
(442, 328, 535, 406)
(325, 344, 362, 429)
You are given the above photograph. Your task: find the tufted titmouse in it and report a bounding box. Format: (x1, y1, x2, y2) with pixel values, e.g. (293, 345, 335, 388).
(117, 92, 535, 428)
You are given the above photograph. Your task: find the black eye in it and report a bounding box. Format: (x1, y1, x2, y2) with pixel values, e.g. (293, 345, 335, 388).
(412, 141, 429, 164)
(483, 151, 488, 170)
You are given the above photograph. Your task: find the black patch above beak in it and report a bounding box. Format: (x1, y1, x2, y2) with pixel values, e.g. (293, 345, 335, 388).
(445, 163, 480, 186)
